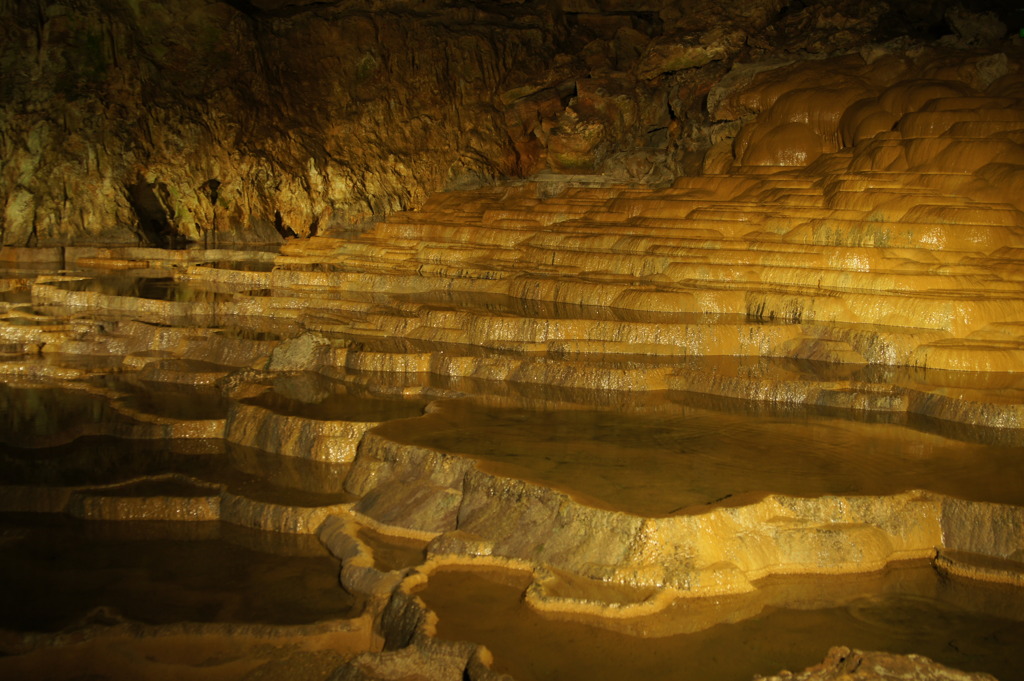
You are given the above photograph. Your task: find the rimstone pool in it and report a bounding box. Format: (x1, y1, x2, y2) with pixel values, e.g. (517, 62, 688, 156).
(2, 234, 1024, 681)
(5, 67, 1024, 680)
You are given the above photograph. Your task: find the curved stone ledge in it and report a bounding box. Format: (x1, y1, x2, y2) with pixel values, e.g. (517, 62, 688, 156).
(0, 317, 284, 370)
(219, 492, 350, 534)
(64, 496, 215, 523)
(934, 550, 1024, 588)
(61, 247, 278, 270)
(317, 514, 412, 603)
(346, 426, 1023, 596)
(523, 566, 672, 619)
(225, 402, 381, 463)
(30, 279, 280, 323)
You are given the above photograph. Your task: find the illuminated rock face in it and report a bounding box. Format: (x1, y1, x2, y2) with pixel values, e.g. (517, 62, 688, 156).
(0, 1, 562, 245)
(265, 54, 1024, 381)
(4, 6, 1024, 681)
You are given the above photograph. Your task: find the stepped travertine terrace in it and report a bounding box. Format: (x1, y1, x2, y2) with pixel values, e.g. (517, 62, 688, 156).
(4, 9, 1024, 681)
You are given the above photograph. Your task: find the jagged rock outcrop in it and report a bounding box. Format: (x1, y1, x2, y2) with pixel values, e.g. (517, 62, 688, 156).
(1, 0, 561, 245)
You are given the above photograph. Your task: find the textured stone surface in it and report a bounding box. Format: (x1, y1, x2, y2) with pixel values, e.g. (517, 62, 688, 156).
(2, 0, 557, 245)
(3, 3, 1024, 681)
(756, 646, 999, 681)
(6, 0, 1002, 247)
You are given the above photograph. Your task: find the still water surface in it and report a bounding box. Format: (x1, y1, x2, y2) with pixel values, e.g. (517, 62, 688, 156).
(378, 399, 1024, 514)
(0, 515, 359, 631)
(418, 563, 1024, 681)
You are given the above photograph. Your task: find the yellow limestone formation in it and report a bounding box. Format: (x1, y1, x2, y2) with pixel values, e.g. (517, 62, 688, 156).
(243, 54, 1024, 386)
(3, 49, 1024, 681)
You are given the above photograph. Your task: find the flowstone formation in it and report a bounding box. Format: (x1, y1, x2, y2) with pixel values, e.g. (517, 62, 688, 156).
(4, 2, 1024, 681)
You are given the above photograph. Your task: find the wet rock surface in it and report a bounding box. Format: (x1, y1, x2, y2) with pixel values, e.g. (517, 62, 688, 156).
(756, 646, 1001, 681)
(3, 235, 1024, 679)
(3, 2, 1024, 681)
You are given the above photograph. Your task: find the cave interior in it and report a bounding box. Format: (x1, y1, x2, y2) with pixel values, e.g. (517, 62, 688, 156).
(2, 1, 1024, 680)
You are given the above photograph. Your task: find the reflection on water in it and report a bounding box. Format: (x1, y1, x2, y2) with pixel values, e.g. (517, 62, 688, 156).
(0, 353, 125, 373)
(356, 525, 427, 572)
(88, 374, 234, 421)
(53, 276, 268, 302)
(94, 476, 221, 498)
(2, 316, 50, 326)
(0, 288, 32, 305)
(417, 563, 1024, 681)
(0, 380, 231, 445)
(200, 261, 276, 272)
(0, 384, 121, 445)
(0, 437, 354, 506)
(398, 291, 779, 325)
(377, 400, 1024, 515)
(244, 389, 428, 422)
(213, 327, 285, 342)
(0, 515, 359, 632)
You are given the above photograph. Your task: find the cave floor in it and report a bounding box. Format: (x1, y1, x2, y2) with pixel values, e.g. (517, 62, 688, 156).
(5, 142, 1024, 679)
(2, 231, 1024, 680)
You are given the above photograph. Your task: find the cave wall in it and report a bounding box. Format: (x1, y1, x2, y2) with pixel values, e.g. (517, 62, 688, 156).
(1, 0, 558, 246)
(0, 0, 1014, 246)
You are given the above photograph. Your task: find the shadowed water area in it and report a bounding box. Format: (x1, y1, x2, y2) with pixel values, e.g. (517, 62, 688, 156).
(0, 516, 360, 631)
(0, 384, 122, 445)
(243, 390, 429, 422)
(51, 276, 269, 302)
(90, 374, 235, 421)
(0, 436, 354, 505)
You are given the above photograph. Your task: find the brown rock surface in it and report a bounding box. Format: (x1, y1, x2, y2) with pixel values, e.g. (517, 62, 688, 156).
(7, 0, 994, 247)
(4, 3, 1024, 681)
(757, 646, 999, 681)
(1, 0, 562, 245)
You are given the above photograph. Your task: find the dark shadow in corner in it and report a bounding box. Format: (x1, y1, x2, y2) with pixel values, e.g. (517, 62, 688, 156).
(126, 180, 189, 248)
(274, 210, 298, 239)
